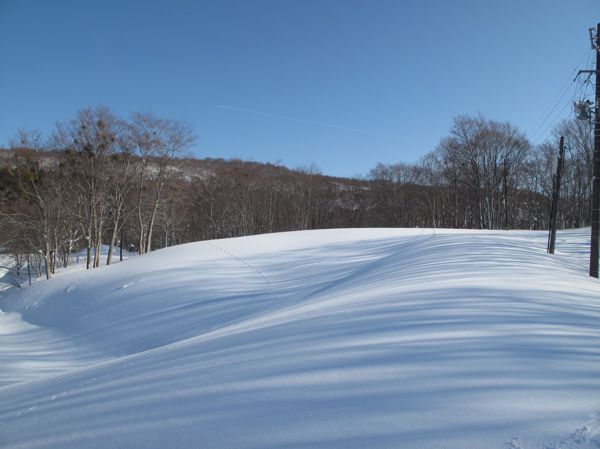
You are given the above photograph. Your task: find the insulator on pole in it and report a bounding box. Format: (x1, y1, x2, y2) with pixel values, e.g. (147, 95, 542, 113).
(574, 100, 593, 121)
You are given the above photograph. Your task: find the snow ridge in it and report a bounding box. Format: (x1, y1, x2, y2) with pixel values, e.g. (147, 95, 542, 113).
(1, 228, 599, 449)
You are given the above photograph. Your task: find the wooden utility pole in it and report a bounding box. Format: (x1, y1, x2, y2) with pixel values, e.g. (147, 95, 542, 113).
(547, 136, 565, 254)
(503, 158, 509, 229)
(589, 23, 600, 277)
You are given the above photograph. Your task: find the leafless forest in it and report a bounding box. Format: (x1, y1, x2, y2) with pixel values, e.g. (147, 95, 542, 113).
(0, 106, 594, 281)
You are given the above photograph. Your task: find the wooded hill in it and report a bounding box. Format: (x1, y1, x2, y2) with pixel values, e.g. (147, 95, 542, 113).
(0, 106, 594, 280)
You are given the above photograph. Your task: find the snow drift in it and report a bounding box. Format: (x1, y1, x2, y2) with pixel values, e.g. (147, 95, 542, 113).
(1, 228, 600, 449)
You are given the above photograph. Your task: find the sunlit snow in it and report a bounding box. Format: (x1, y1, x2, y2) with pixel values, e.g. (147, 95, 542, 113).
(1, 228, 599, 449)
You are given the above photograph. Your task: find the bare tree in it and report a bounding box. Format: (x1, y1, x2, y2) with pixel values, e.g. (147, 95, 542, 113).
(53, 106, 119, 268)
(436, 115, 530, 229)
(126, 113, 194, 254)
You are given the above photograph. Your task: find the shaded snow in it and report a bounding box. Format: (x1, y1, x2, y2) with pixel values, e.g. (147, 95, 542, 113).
(0, 254, 16, 294)
(1, 228, 600, 449)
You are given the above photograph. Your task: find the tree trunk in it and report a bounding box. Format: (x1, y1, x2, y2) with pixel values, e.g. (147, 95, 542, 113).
(35, 254, 41, 278)
(146, 196, 160, 253)
(94, 233, 101, 268)
(137, 170, 146, 255)
(44, 241, 51, 280)
(107, 206, 122, 265)
(65, 238, 73, 268)
(86, 236, 92, 270)
(27, 253, 32, 286)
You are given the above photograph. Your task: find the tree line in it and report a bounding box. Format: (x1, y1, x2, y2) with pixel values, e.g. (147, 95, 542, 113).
(0, 106, 594, 283)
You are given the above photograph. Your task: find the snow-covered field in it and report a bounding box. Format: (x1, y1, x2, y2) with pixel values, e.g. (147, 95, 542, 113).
(1, 228, 599, 449)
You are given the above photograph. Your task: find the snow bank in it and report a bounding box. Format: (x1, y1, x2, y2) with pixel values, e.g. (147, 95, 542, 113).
(1, 228, 599, 449)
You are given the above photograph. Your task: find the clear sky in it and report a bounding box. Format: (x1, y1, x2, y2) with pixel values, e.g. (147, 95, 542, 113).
(0, 0, 597, 177)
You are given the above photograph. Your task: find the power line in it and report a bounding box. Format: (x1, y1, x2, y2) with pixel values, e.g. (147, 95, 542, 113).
(535, 89, 577, 141)
(530, 81, 577, 143)
(529, 48, 594, 143)
(535, 69, 595, 142)
(529, 76, 576, 142)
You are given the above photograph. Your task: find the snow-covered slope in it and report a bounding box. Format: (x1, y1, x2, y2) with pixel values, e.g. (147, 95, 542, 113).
(1, 228, 600, 449)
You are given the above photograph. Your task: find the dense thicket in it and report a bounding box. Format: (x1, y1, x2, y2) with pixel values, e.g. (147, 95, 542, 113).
(0, 107, 594, 282)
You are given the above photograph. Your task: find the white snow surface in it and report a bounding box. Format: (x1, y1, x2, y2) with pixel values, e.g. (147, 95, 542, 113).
(1, 228, 600, 449)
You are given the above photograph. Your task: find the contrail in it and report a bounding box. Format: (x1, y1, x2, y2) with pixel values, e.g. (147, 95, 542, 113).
(218, 105, 376, 136)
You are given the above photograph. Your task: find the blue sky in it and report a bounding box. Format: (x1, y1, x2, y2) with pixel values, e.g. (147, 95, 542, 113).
(0, 0, 596, 177)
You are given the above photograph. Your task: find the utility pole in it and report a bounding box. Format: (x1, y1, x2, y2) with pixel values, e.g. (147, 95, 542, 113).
(547, 136, 565, 254)
(588, 23, 600, 277)
(503, 158, 509, 229)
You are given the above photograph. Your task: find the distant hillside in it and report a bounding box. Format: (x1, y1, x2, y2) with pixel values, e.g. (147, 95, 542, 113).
(0, 136, 569, 287)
